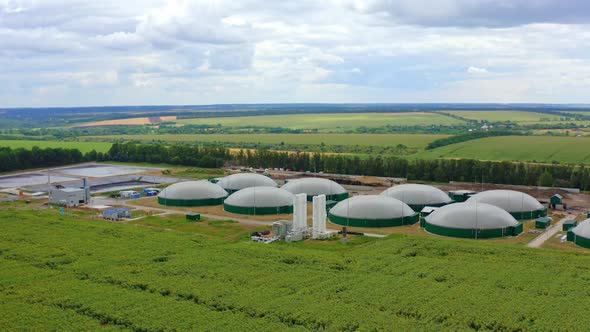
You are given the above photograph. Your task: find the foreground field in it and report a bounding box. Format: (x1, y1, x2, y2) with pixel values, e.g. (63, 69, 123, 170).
(416, 136, 590, 164)
(0, 140, 112, 153)
(84, 133, 448, 149)
(2, 206, 590, 330)
(176, 112, 464, 131)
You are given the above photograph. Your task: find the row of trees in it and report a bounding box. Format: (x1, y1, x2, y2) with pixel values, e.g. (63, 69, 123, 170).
(3, 143, 590, 190)
(108, 143, 590, 190)
(0, 146, 88, 172)
(234, 148, 590, 189)
(107, 143, 229, 168)
(425, 131, 517, 149)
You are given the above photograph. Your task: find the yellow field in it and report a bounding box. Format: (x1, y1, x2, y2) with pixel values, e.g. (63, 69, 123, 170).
(77, 116, 177, 127)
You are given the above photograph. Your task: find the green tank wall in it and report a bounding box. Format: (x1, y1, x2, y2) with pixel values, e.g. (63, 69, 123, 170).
(304, 192, 349, 202)
(158, 196, 225, 207)
(570, 233, 590, 249)
(223, 203, 293, 215)
(328, 212, 419, 228)
(423, 220, 523, 239)
(509, 208, 547, 221)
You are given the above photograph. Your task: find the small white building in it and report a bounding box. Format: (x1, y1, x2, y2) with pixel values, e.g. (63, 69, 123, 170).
(120, 190, 140, 199)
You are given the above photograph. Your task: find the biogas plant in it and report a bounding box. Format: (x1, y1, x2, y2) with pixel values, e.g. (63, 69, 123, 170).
(157, 172, 558, 242)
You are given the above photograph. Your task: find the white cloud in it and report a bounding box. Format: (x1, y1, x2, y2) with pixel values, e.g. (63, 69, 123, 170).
(467, 66, 488, 74)
(0, 0, 589, 106)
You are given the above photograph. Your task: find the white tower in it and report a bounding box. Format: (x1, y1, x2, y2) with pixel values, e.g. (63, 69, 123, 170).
(312, 194, 327, 239)
(293, 193, 307, 231)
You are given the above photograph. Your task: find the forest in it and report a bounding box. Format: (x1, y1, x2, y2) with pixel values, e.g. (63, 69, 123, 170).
(107, 143, 590, 189)
(2, 142, 589, 190)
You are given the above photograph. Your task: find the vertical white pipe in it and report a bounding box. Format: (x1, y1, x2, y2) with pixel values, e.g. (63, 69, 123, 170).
(312, 195, 319, 238)
(318, 194, 326, 233)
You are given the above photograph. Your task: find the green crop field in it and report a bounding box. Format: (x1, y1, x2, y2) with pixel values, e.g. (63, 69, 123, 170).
(0, 140, 112, 153)
(84, 133, 448, 149)
(3, 205, 590, 330)
(446, 110, 569, 123)
(176, 112, 464, 131)
(416, 136, 590, 164)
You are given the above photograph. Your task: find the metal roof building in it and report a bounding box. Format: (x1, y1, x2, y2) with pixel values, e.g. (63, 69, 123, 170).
(466, 190, 547, 220)
(380, 184, 452, 210)
(569, 218, 590, 249)
(217, 173, 277, 193)
(281, 178, 348, 202)
(328, 195, 418, 228)
(158, 181, 228, 207)
(424, 202, 523, 239)
(223, 187, 294, 215)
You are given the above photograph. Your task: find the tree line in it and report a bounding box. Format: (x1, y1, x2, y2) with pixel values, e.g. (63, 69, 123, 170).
(0, 146, 90, 172)
(2, 143, 590, 190)
(425, 130, 518, 149)
(112, 142, 586, 190)
(234, 148, 590, 190)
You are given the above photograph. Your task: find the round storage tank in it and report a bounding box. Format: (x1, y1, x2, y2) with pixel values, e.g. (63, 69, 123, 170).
(466, 190, 546, 220)
(328, 195, 418, 228)
(281, 178, 348, 202)
(217, 173, 277, 193)
(570, 218, 590, 249)
(223, 187, 294, 215)
(424, 202, 523, 239)
(380, 184, 452, 210)
(158, 181, 228, 207)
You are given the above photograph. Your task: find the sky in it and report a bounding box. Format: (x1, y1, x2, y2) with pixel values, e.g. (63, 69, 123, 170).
(1, 0, 590, 107)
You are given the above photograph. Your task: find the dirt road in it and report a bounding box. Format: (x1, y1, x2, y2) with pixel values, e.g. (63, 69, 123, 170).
(527, 215, 575, 248)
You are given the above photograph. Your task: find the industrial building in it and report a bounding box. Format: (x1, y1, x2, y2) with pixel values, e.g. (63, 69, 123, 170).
(223, 187, 294, 215)
(380, 184, 452, 210)
(466, 190, 547, 220)
(49, 187, 90, 206)
(158, 181, 228, 207)
(281, 178, 348, 202)
(424, 202, 523, 239)
(328, 195, 419, 228)
(567, 218, 590, 249)
(217, 173, 277, 193)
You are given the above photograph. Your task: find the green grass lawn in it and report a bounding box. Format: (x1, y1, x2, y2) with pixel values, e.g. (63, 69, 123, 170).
(2, 205, 590, 330)
(0, 140, 112, 153)
(415, 135, 590, 164)
(446, 110, 573, 123)
(176, 112, 464, 131)
(84, 133, 449, 149)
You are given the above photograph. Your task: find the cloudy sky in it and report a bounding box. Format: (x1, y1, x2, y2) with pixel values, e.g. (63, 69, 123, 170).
(1, 0, 590, 107)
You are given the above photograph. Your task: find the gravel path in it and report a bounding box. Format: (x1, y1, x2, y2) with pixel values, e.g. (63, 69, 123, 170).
(527, 215, 574, 248)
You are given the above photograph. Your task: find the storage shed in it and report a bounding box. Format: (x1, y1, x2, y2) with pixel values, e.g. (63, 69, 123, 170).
(328, 195, 419, 228)
(535, 216, 552, 229)
(563, 219, 577, 232)
(550, 194, 563, 205)
(186, 213, 201, 221)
